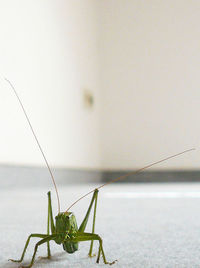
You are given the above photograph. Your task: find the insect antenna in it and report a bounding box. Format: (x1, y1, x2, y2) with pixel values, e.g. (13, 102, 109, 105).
(5, 78, 61, 213)
(66, 148, 195, 212)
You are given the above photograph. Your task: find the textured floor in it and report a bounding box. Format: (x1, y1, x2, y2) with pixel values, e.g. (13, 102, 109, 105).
(1, 182, 200, 268)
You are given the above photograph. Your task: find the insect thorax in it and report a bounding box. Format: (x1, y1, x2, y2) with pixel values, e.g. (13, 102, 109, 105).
(55, 212, 79, 253)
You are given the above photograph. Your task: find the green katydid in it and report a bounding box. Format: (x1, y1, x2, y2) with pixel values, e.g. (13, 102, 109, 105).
(4, 78, 194, 268)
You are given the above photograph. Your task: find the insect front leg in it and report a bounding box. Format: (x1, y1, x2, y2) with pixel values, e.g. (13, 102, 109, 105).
(73, 232, 116, 265)
(78, 189, 98, 257)
(18, 235, 56, 268)
(10, 192, 55, 264)
(9, 233, 48, 264)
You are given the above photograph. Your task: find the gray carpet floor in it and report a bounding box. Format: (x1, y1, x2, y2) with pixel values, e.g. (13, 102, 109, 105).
(1, 183, 200, 268)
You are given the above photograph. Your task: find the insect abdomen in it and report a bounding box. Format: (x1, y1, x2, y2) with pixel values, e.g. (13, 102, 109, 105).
(63, 241, 78, 253)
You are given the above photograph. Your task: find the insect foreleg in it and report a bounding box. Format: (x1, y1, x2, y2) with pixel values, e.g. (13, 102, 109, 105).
(73, 232, 116, 265)
(9, 233, 48, 264)
(19, 235, 56, 268)
(78, 189, 98, 256)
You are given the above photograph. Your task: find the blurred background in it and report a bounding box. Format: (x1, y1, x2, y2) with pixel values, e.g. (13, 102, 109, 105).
(0, 0, 199, 186)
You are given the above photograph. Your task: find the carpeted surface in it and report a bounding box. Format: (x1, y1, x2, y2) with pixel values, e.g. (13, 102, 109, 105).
(1, 183, 200, 268)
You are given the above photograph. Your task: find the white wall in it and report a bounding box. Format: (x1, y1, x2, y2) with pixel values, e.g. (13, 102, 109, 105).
(99, 0, 200, 170)
(0, 1, 199, 170)
(0, 0, 101, 168)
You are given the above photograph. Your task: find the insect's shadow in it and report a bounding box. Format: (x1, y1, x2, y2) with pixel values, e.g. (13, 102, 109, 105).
(3, 251, 99, 268)
(3, 252, 67, 268)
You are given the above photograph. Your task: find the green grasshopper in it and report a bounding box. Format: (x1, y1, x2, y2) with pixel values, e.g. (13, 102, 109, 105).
(4, 78, 194, 268)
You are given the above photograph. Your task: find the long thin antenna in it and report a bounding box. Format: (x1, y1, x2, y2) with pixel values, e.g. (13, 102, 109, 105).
(66, 148, 195, 212)
(5, 78, 61, 213)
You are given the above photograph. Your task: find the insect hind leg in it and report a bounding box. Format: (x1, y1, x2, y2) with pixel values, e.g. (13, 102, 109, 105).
(46, 191, 55, 258)
(39, 192, 56, 260)
(78, 189, 99, 257)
